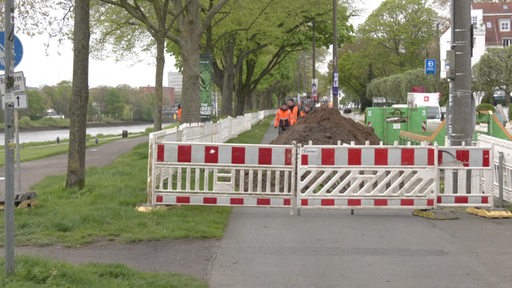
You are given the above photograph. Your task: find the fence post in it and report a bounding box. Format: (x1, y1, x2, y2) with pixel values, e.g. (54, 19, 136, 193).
(499, 151, 504, 208)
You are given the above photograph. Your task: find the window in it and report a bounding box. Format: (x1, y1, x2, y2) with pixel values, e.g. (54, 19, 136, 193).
(503, 38, 512, 47)
(472, 16, 478, 26)
(499, 19, 510, 31)
(487, 21, 492, 28)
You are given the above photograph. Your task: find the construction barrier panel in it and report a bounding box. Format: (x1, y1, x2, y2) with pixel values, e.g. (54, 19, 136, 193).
(297, 144, 438, 210)
(478, 134, 512, 203)
(147, 140, 494, 212)
(150, 142, 296, 208)
(436, 146, 493, 207)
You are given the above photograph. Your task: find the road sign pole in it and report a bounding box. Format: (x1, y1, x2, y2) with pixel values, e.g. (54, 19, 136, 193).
(3, 0, 16, 275)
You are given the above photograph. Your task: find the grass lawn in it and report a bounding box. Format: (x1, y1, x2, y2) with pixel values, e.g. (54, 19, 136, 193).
(0, 116, 273, 286)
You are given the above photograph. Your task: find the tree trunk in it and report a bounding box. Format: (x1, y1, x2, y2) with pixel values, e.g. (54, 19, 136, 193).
(154, 38, 165, 131)
(221, 38, 235, 117)
(66, 0, 90, 189)
(180, 0, 202, 123)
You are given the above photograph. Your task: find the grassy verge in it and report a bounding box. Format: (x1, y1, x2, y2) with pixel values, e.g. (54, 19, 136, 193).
(0, 255, 206, 288)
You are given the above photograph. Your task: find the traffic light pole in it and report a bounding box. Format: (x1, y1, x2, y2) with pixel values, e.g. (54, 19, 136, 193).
(447, 0, 474, 146)
(3, 0, 16, 275)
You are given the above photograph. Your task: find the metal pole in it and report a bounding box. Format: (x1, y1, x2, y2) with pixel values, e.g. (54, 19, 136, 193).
(499, 152, 504, 208)
(312, 20, 316, 81)
(3, 0, 16, 275)
(448, 0, 474, 146)
(15, 110, 21, 196)
(332, 0, 339, 107)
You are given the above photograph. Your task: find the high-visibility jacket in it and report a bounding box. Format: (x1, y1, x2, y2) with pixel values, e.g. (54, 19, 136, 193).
(289, 105, 299, 125)
(177, 108, 182, 122)
(274, 108, 291, 128)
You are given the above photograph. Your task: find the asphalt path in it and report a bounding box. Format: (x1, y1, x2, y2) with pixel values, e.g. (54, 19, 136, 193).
(208, 208, 512, 288)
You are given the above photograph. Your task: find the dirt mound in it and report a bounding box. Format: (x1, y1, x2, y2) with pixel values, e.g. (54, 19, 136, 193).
(271, 108, 380, 145)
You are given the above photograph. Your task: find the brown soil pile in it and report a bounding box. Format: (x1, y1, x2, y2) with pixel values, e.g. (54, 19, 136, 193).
(271, 108, 380, 145)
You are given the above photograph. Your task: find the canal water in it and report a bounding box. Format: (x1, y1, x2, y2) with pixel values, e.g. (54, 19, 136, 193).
(0, 123, 154, 144)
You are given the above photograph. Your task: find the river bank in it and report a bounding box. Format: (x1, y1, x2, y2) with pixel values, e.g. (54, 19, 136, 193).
(0, 120, 157, 133)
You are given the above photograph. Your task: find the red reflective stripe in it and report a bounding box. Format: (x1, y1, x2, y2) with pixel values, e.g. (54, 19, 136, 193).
(157, 144, 165, 162)
(321, 199, 335, 206)
(258, 148, 272, 165)
(230, 198, 244, 205)
(374, 199, 388, 206)
(232, 147, 245, 164)
(401, 149, 415, 166)
(176, 196, 190, 204)
(177, 145, 192, 163)
(427, 199, 435, 206)
(204, 146, 219, 163)
(156, 195, 163, 203)
(301, 154, 309, 165)
(203, 197, 217, 204)
(257, 198, 271, 206)
(348, 199, 361, 206)
(285, 148, 293, 166)
(455, 196, 469, 204)
(456, 150, 470, 167)
(322, 148, 335, 165)
(401, 199, 415, 206)
(482, 196, 489, 204)
(348, 148, 362, 165)
(483, 150, 490, 167)
(283, 199, 291, 206)
(375, 148, 388, 165)
(301, 199, 309, 206)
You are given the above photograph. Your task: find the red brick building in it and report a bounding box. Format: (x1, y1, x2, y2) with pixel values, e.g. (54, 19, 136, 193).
(473, 2, 512, 48)
(139, 86, 177, 108)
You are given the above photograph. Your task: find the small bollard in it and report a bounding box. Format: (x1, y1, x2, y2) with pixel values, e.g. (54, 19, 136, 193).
(95, 137, 99, 144)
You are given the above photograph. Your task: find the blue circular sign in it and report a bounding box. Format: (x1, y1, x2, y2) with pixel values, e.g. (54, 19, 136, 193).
(0, 31, 24, 71)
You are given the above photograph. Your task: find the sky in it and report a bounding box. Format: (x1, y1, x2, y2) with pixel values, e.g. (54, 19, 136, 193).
(11, 0, 383, 89)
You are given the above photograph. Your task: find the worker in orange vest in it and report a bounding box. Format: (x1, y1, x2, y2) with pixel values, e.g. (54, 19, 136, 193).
(177, 104, 182, 122)
(287, 98, 299, 125)
(274, 103, 291, 134)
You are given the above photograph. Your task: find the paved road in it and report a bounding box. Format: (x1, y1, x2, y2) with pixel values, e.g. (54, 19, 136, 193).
(208, 208, 512, 288)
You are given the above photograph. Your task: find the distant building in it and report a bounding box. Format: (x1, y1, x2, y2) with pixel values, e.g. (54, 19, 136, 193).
(167, 71, 183, 95)
(139, 86, 177, 108)
(440, 2, 512, 78)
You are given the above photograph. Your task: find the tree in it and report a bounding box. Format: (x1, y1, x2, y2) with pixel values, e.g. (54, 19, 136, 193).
(358, 0, 437, 71)
(207, 0, 352, 115)
(98, 0, 229, 125)
(473, 46, 512, 106)
(66, 0, 90, 189)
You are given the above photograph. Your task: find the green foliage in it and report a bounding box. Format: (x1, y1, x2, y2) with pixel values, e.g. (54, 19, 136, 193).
(0, 255, 207, 287)
(473, 46, 512, 106)
(476, 103, 495, 112)
(339, 0, 439, 109)
(367, 69, 437, 104)
(358, 0, 437, 71)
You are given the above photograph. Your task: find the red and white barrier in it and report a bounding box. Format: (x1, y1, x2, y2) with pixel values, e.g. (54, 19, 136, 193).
(157, 143, 293, 166)
(301, 146, 436, 166)
(148, 140, 493, 211)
